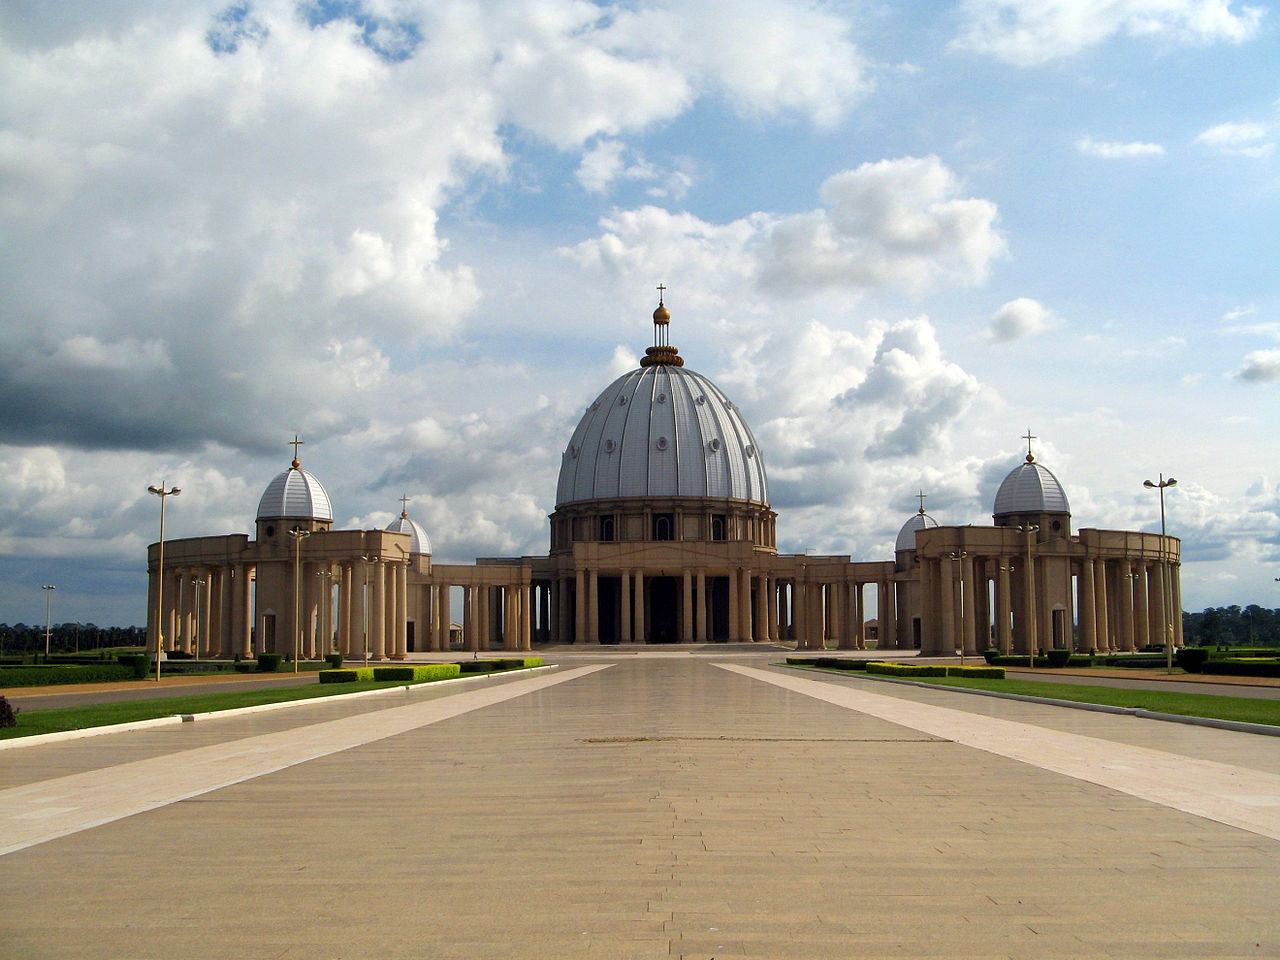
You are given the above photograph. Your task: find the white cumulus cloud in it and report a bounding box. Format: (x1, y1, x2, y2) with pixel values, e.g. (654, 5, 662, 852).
(953, 0, 1265, 66)
(987, 298, 1060, 342)
(1195, 121, 1275, 158)
(1076, 136, 1165, 158)
(1236, 350, 1280, 382)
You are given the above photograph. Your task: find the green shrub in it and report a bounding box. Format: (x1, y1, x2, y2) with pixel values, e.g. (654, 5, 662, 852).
(1210, 647, 1280, 659)
(318, 669, 360, 684)
(1045, 649, 1072, 668)
(233, 662, 258, 673)
(324, 653, 344, 669)
(117, 653, 152, 679)
(0, 695, 18, 728)
(1175, 647, 1210, 673)
(947, 665, 1005, 679)
(1099, 654, 1169, 668)
(257, 653, 283, 673)
(982, 649, 1001, 664)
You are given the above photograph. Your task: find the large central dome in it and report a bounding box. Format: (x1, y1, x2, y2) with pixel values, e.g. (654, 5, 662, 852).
(556, 362, 769, 507)
(557, 294, 768, 507)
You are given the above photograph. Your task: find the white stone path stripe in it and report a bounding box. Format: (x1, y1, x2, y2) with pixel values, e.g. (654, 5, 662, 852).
(720, 663, 1280, 843)
(0, 664, 610, 857)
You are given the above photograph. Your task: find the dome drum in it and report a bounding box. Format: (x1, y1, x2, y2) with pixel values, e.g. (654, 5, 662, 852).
(550, 496, 776, 554)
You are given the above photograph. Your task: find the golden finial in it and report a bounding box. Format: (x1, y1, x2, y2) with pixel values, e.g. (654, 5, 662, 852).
(400, 493, 410, 519)
(652, 284, 670, 324)
(1022, 428, 1036, 463)
(290, 434, 304, 469)
(916, 490, 927, 516)
(641, 285, 683, 367)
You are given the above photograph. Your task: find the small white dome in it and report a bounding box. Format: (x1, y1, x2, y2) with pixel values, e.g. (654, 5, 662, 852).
(895, 511, 939, 552)
(257, 465, 333, 522)
(386, 513, 432, 555)
(993, 459, 1069, 518)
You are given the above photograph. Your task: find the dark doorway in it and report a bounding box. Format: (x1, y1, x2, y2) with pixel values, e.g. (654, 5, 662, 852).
(649, 576, 679, 643)
(711, 576, 729, 641)
(598, 576, 620, 644)
(407, 621, 415, 652)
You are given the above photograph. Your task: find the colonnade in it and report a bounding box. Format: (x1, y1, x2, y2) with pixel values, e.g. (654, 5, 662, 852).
(147, 557, 538, 660)
(911, 552, 1182, 656)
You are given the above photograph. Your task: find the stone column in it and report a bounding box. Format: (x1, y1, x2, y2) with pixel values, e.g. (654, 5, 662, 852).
(1093, 560, 1110, 652)
(794, 581, 809, 649)
(369, 562, 386, 660)
(587, 570, 599, 644)
(1079, 558, 1096, 653)
(996, 559, 1012, 653)
(1133, 562, 1150, 650)
(620, 570, 632, 643)
(764, 577, 777, 642)
(739, 568, 753, 642)
(393, 562, 408, 659)
(633, 570, 645, 644)
(682, 571, 694, 642)
(1117, 562, 1136, 652)
(520, 583, 532, 651)
(756, 575, 770, 642)
(1150, 562, 1168, 649)
(960, 555, 977, 655)
(439, 584, 452, 652)
(1172, 564, 1184, 646)
(854, 582, 866, 651)
(728, 569, 740, 643)
(938, 559, 956, 655)
(574, 569, 586, 644)
(696, 571, 708, 642)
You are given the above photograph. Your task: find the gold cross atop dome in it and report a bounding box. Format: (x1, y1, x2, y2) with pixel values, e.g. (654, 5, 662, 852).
(400, 493, 411, 518)
(1023, 428, 1037, 463)
(916, 490, 928, 515)
(290, 434, 304, 469)
(641, 286, 684, 367)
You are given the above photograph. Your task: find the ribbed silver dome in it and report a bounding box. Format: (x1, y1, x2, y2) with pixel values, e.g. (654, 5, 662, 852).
(386, 513, 432, 555)
(895, 511, 939, 552)
(556, 364, 769, 506)
(256, 466, 333, 522)
(993, 459, 1069, 518)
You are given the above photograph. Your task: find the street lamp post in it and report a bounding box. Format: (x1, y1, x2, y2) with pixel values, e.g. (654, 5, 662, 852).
(289, 527, 312, 673)
(1016, 525, 1039, 667)
(361, 555, 376, 667)
(148, 482, 181, 681)
(1143, 474, 1178, 674)
(41, 585, 55, 659)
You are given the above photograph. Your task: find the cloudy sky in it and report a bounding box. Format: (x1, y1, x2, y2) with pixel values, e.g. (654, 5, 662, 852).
(1, 0, 1278, 627)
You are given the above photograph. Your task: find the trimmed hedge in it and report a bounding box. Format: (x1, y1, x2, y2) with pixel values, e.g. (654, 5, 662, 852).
(865, 662, 947, 678)
(318, 664, 464, 685)
(118, 653, 152, 679)
(0, 663, 136, 687)
(1175, 647, 1210, 673)
(319, 669, 360, 684)
(257, 653, 283, 673)
(1202, 659, 1280, 678)
(946, 665, 1005, 678)
(324, 653, 344, 669)
(1045, 649, 1071, 668)
(1210, 647, 1280, 659)
(457, 657, 538, 674)
(1099, 654, 1170, 668)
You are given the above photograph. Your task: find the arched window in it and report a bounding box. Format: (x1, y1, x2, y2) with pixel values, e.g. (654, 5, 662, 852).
(711, 515, 726, 541)
(653, 514, 674, 541)
(599, 516, 615, 542)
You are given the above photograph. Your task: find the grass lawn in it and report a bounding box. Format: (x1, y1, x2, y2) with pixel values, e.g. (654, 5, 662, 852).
(1, 677, 451, 740)
(875, 674, 1280, 728)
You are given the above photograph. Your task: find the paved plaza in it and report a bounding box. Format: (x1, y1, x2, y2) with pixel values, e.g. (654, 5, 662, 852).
(2, 650, 1279, 958)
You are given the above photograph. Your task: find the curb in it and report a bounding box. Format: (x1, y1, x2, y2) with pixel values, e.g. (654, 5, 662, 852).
(0, 664, 557, 751)
(844, 672, 1280, 738)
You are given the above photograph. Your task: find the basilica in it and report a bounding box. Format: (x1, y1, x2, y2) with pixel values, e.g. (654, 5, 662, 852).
(147, 298, 1182, 659)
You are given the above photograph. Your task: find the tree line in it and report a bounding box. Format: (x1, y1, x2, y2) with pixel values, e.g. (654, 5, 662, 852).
(0, 622, 146, 656)
(1182, 606, 1280, 647)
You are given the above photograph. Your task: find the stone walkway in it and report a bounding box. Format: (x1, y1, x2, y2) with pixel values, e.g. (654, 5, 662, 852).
(1, 653, 1278, 959)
